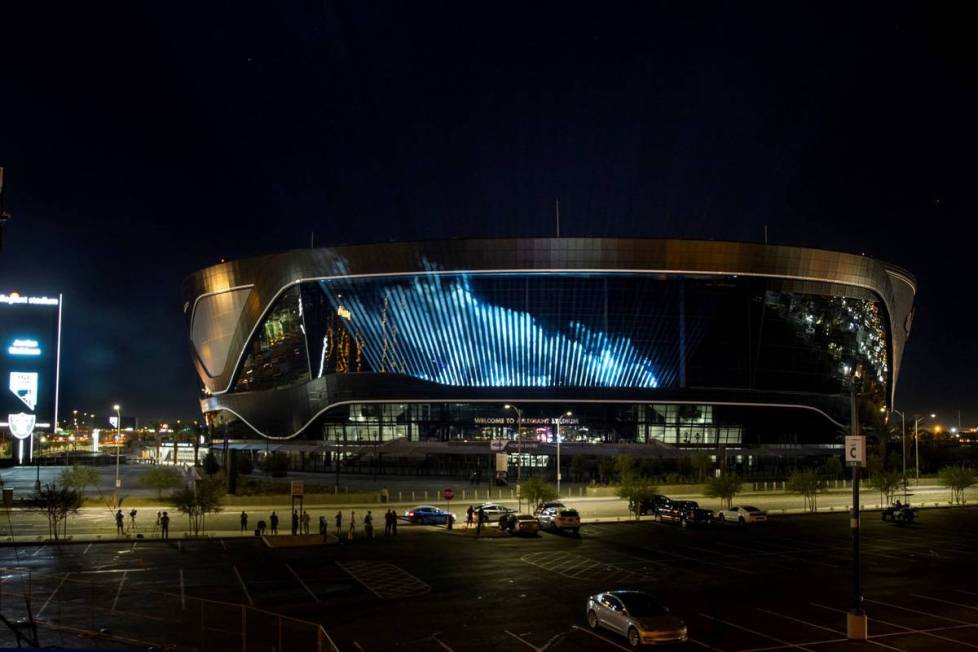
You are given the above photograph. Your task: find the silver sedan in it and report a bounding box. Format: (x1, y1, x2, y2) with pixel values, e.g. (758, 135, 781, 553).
(586, 590, 688, 647)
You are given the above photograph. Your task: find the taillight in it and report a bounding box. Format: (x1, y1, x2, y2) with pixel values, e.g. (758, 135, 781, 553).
(408, 511, 414, 517)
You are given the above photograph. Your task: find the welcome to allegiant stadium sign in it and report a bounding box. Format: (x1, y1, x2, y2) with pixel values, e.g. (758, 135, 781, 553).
(474, 416, 581, 426)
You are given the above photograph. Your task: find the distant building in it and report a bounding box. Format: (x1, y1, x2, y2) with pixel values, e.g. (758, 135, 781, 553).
(182, 238, 915, 477)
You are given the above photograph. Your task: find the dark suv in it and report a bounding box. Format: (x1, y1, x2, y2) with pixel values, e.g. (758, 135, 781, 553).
(638, 494, 671, 517)
(657, 500, 713, 527)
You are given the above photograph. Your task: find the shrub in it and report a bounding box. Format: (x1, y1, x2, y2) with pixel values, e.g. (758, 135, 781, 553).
(937, 466, 976, 504)
(518, 477, 557, 509)
(617, 477, 659, 518)
(142, 465, 183, 499)
(786, 470, 825, 512)
(59, 465, 100, 498)
(704, 474, 742, 509)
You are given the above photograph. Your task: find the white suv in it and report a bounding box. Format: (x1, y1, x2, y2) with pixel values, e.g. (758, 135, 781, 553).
(538, 507, 581, 534)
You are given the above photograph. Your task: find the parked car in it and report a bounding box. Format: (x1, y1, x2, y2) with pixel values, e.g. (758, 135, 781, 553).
(538, 507, 581, 534)
(657, 500, 713, 527)
(533, 500, 566, 516)
(586, 590, 688, 648)
(404, 505, 456, 525)
(475, 503, 515, 521)
(638, 494, 672, 517)
(881, 502, 917, 525)
(498, 513, 540, 536)
(716, 505, 767, 524)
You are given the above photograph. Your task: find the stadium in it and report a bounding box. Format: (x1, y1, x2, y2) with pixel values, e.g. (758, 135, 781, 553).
(182, 238, 916, 479)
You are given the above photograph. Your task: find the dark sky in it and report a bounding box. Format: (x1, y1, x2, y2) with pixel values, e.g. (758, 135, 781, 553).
(0, 3, 975, 425)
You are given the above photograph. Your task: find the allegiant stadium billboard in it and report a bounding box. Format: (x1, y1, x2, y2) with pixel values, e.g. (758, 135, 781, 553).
(0, 292, 62, 462)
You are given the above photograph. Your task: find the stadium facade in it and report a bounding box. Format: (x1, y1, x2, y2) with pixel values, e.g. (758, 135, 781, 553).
(182, 238, 915, 477)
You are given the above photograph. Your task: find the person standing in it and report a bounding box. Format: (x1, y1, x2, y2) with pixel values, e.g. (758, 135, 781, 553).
(115, 509, 125, 536)
(466, 505, 474, 529)
(364, 511, 374, 540)
(335, 510, 343, 534)
(476, 506, 484, 535)
(291, 510, 299, 536)
(349, 511, 357, 540)
(240, 511, 249, 533)
(270, 511, 279, 535)
(301, 510, 311, 535)
(391, 510, 398, 536)
(319, 515, 327, 541)
(383, 510, 391, 536)
(129, 509, 138, 533)
(160, 511, 170, 541)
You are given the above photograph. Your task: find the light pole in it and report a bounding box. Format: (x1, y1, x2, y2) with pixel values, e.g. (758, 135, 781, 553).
(554, 411, 572, 498)
(113, 405, 122, 502)
(503, 404, 522, 510)
(885, 408, 907, 499)
(912, 413, 936, 484)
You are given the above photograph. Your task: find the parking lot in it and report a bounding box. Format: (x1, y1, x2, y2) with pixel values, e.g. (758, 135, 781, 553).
(0, 506, 976, 651)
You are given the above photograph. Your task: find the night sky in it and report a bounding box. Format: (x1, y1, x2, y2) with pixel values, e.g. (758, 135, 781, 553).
(0, 3, 975, 424)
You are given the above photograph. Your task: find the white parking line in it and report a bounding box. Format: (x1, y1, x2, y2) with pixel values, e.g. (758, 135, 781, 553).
(432, 632, 455, 651)
(31, 545, 45, 557)
(286, 563, 320, 603)
(83, 543, 92, 555)
(651, 548, 753, 575)
(37, 573, 69, 617)
(958, 590, 978, 597)
(698, 613, 814, 651)
(570, 625, 632, 651)
(911, 594, 978, 612)
(861, 598, 974, 625)
(111, 570, 127, 612)
(505, 629, 542, 651)
(811, 602, 975, 650)
(179, 568, 185, 610)
(233, 565, 254, 606)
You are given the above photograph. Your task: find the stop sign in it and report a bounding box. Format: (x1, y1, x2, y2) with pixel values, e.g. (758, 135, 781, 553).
(442, 487, 455, 500)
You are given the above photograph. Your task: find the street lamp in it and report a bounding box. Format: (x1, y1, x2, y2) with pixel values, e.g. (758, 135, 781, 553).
(113, 404, 122, 498)
(554, 411, 572, 498)
(913, 413, 936, 484)
(886, 408, 908, 499)
(503, 404, 523, 510)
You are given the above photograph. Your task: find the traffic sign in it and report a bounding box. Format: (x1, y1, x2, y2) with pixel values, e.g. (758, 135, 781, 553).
(291, 481, 304, 496)
(845, 436, 865, 467)
(442, 487, 455, 500)
(490, 440, 508, 452)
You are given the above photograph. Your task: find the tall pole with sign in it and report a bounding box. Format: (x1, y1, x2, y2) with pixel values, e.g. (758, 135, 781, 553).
(846, 388, 867, 639)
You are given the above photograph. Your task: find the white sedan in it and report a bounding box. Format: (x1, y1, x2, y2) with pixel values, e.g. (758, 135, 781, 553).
(716, 505, 767, 524)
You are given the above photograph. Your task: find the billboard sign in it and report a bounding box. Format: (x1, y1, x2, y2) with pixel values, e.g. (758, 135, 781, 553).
(0, 292, 61, 463)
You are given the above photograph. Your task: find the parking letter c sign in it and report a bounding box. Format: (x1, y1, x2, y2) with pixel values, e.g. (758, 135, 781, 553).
(845, 435, 865, 467)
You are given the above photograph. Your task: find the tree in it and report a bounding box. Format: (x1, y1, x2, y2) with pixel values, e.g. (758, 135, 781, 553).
(141, 465, 183, 499)
(597, 458, 616, 484)
(169, 478, 226, 535)
(202, 451, 221, 476)
(59, 465, 100, 499)
(518, 477, 557, 509)
(25, 484, 82, 540)
(937, 466, 976, 504)
(704, 474, 742, 509)
(786, 470, 825, 512)
(868, 469, 904, 506)
(617, 477, 658, 519)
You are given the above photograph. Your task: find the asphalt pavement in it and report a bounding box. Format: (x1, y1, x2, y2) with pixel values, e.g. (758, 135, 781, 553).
(1, 504, 976, 651)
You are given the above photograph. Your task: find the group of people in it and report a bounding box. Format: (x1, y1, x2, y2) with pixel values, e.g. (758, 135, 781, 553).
(465, 505, 490, 533)
(239, 508, 401, 542)
(114, 508, 170, 540)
